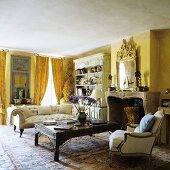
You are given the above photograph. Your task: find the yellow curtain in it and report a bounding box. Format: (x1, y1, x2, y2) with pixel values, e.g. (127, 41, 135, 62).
(51, 58, 63, 104)
(0, 51, 6, 124)
(34, 56, 49, 105)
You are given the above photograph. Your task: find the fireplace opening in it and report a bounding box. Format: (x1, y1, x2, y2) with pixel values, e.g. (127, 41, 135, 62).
(107, 97, 145, 129)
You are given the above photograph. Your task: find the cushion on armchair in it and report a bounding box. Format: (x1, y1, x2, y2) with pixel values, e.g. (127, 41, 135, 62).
(139, 114, 155, 132)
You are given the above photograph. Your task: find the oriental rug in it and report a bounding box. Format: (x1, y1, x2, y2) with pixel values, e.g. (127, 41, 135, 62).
(0, 126, 170, 170)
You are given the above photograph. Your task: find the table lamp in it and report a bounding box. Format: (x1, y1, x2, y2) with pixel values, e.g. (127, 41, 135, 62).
(91, 88, 103, 106)
(90, 88, 103, 119)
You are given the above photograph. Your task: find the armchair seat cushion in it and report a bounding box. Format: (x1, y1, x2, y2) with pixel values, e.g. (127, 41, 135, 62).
(109, 130, 127, 151)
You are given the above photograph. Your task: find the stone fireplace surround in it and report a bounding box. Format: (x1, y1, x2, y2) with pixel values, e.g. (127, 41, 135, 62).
(105, 91, 160, 129)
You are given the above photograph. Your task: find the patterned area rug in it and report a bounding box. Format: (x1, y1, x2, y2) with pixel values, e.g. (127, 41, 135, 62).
(0, 125, 170, 170)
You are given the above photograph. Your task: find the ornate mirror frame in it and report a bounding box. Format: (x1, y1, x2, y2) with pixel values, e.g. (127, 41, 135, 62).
(117, 39, 137, 91)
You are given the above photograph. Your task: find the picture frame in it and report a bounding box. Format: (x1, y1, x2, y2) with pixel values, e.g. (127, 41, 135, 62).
(161, 99, 170, 107)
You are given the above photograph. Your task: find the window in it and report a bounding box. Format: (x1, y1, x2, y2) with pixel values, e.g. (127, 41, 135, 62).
(41, 59, 57, 105)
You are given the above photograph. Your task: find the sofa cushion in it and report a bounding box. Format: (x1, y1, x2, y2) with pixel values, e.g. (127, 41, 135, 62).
(59, 104, 73, 114)
(38, 106, 53, 115)
(139, 114, 155, 132)
(27, 106, 38, 116)
(51, 105, 60, 114)
(25, 113, 74, 124)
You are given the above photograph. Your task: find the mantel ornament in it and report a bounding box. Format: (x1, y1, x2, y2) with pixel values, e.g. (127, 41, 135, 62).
(117, 39, 136, 61)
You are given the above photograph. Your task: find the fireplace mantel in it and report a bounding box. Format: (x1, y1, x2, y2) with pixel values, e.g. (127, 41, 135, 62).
(105, 91, 160, 122)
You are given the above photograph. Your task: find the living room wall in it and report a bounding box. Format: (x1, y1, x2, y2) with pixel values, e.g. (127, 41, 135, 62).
(154, 29, 170, 100)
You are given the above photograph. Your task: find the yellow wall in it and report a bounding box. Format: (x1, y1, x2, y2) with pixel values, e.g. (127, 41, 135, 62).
(150, 31, 160, 91)
(5, 51, 36, 108)
(155, 29, 170, 99)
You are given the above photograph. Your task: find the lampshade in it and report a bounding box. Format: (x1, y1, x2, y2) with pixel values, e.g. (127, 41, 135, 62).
(90, 88, 103, 99)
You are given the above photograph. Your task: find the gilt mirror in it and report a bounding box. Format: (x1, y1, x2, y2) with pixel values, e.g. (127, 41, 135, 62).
(117, 39, 137, 91)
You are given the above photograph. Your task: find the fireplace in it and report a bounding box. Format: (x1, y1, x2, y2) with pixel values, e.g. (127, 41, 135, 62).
(107, 96, 144, 129)
(105, 91, 160, 129)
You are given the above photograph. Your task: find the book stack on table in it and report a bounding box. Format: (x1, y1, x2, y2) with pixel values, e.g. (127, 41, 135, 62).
(43, 120, 57, 125)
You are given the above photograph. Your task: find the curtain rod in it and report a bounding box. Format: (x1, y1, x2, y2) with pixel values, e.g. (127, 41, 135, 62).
(0, 49, 9, 52)
(0, 49, 70, 59)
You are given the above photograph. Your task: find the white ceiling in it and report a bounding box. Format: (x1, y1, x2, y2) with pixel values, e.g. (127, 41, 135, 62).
(0, 0, 170, 57)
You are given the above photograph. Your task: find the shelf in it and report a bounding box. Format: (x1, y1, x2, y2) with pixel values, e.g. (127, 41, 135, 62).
(75, 71, 102, 76)
(74, 53, 111, 106)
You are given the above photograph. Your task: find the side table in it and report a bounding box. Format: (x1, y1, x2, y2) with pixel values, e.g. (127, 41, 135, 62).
(158, 107, 170, 144)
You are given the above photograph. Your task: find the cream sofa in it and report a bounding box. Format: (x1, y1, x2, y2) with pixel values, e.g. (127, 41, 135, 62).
(7, 104, 74, 137)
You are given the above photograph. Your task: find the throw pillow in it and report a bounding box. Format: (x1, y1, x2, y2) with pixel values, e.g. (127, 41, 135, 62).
(59, 104, 73, 114)
(51, 105, 60, 114)
(38, 106, 53, 115)
(139, 114, 155, 132)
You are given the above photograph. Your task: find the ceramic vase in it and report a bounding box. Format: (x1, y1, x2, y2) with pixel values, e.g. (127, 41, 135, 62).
(77, 112, 87, 124)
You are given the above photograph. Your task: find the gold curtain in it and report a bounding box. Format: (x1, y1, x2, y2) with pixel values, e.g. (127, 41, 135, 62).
(0, 51, 6, 124)
(51, 58, 63, 104)
(34, 56, 49, 105)
(62, 58, 74, 102)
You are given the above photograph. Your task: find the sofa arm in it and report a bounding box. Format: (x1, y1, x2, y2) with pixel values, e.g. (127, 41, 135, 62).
(119, 132, 155, 154)
(7, 107, 26, 126)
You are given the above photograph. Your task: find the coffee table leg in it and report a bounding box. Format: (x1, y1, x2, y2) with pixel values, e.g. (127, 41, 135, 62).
(35, 132, 39, 146)
(54, 142, 59, 161)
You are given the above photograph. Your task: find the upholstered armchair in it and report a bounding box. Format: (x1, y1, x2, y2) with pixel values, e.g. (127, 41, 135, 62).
(109, 110, 164, 166)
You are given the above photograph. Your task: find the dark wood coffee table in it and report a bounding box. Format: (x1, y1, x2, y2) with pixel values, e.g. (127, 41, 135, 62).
(34, 122, 121, 161)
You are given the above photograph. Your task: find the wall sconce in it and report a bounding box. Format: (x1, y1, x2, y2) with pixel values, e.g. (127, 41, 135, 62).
(165, 88, 170, 94)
